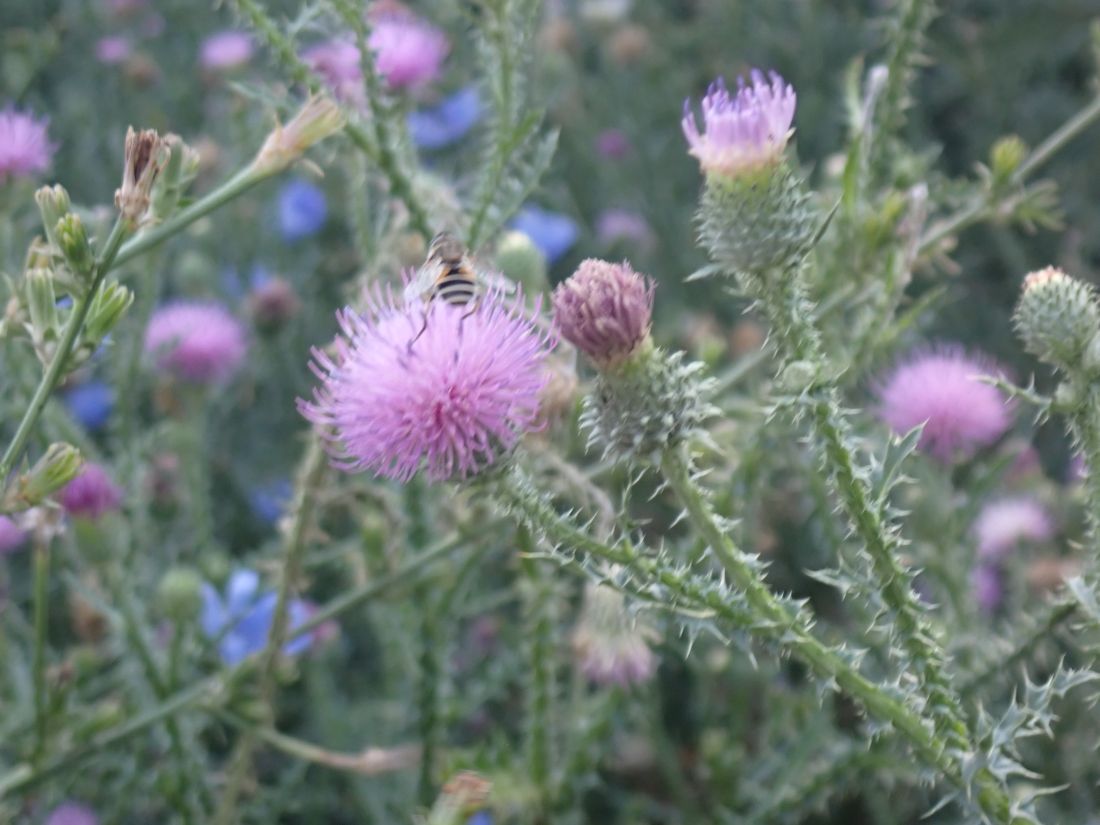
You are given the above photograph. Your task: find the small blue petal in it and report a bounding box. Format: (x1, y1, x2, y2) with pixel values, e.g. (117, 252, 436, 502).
(234, 591, 278, 655)
(467, 813, 493, 825)
(249, 478, 293, 525)
(226, 569, 261, 616)
(64, 381, 114, 431)
(278, 179, 327, 242)
(284, 600, 314, 656)
(408, 86, 483, 150)
(200, 583, 227, 638)
(510, 206, 579, 264)
(201, 571, 315, 665)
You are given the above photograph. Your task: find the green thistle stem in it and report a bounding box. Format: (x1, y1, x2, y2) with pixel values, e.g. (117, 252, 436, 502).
(520, 528, 554, 813)
(30, 536, 50, 768)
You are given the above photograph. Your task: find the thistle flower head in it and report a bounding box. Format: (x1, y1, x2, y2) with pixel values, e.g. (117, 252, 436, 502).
(45, 802, 98, 825)
(115, 127, 168, 224)
(973, 496, 1055, 561)
(57, 462, 123, 521)
(875, 346, 1012, 463)
(682, 71, 796, 179)
(970, 564, 1003, 615)
(299, 285, 554, 483)
(303, 39, 364, 105)
(144, 301, 248, 384)
(95, 36, 132, 65)
(572, 580, 658, 687)
(199, 30, 254, 72)
(1013, 266, 1100, 370)
(0, 515, 28, 554)
(368, 12, 449, 90)
(553, 258, 654, 368)
(0, 107, 54, 182)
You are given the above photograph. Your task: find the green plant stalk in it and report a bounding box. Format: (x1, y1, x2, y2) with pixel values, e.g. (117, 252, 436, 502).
(520, 532, 554, 813)
(30, 536, 50, 769)
(0, 217, 126, 485)
(491, 463, 1018, 823)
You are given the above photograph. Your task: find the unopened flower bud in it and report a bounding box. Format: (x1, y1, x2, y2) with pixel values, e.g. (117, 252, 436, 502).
(684, 72, 817, 276)
(84, 280, 134, 342)
(248, 277, 300, 334)
(55, 214, 95, 276)
(572, 579, 658, 687)
(6, 443, 84, 509)
(157, 567, 204, 622)
(150, 133, 201, 219)
(429, 771, 492, 825)
(990, 135, 1027, 189)
(35, 184, 71, 248)
(552, 258, 654, 369)
(494, 230, 548, 293)
(25, 268, 60, 343)
(116, 127, 169, 226)
(1013, 267, 1100, 370)
(254, 96, 344, 173)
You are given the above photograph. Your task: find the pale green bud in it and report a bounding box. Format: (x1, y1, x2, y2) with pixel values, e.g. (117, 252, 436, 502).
(24, 268, 59, 343)
(35, 184, 71, 248)
(1013, 267, 1100, 370)
(55, 214, 95, 276)
(150, 134, 201, 219)
(156, 567, 204, 622)
(494, 230, 548, 293)
(83, 280, 134, 342)
(253, 96, 345, 173)
(990, 135, 1027, 190)
(7, 443, 84, 508)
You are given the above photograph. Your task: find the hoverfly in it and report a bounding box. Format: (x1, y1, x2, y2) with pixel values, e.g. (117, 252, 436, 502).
(403, 231, 510, 346)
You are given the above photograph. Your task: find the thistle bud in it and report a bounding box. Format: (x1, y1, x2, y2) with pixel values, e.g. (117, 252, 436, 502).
(572, 579, 658, 687)
(552, 259, 654, 369)
(247, 276, 300, 334)
(35, 184, 71, 249)
(5, 443, 84, 509)
(990, 135, 1027, 190)
(157, 567, 204, 622)
(684, 72, 817, 277)
(116, 127, 169, 226)
(494, 230, 548, 293)
(1013, 267, 1100, 371)
(55, 213, 95, 276)
(253, 96, 344, 174)
(83, 280, 134, 342)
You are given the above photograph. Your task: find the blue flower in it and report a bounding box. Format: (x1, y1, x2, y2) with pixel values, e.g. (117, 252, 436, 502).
(64, 380, 114, 431)
(201, 570, 313, 666)
(278, 179, 327, 242)
(249, 478, 292, 525)
(408, 87, 483, 150)
(510, 205, 579, 264)
(467, 813, 493, 825)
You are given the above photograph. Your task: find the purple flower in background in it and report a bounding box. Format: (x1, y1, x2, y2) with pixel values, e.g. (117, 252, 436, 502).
(199, 30, 254, 72)
(408, 86, 482, 149)
(0, 516, 28, 554)
(595, 208, 654, 250)
(572, 581, 658, 688)
(95, 36, 132, 65)
(58, 463, 123, 521)
(682, 70, 796, 177)
(595, 128, 631, 160)
(0, 107, 54, 182)
(973, 496, 1055, 562)
(368, 12, 449, 90)
(249, 478, 293, 525)
(278, 179, 328, 242)
(303, 39, 364, 105)
(201, 569, 313, 666)
(45, 802, 99, 825)
(145, 301, 248, 384)
(64, 380, 114, 431)
(510, 206, 579, 264)
(971, 564, 1003, 614)
(875, 346, 1012, 463)
(299, 285, 553, 482)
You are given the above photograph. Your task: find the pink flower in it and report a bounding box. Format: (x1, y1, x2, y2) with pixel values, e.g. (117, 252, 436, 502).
(303, 39, 365, 105)
(0, 107, 54, 183)
(299, 285, 553, 482)
(199, 31, 254, 72)
(682, 70, 796, 177)
(57, 463, 123, 521)
(595, 129, 631, 160)
(572, 582, 658, 688)
(875, 346, 1012, 463)
(973, 496, 1055, 561)
(45, 802, 98, 825)
(595, 209, 654, 251)
(970, 565, 1003, 614)
(552, 258, 654, 367)
(145, 301, 248, 384)
(368, 13, 449, 90)
(95, 36, 132, 65)
(0, 516, 27, 554)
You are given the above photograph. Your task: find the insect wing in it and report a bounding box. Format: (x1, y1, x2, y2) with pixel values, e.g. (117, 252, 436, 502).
(403, 259, 445, 304)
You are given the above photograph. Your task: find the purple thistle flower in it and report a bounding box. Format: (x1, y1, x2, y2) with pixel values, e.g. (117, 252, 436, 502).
(299, 285, 553, 482)
(200, 569, 314, 666)
(199, 30, 254, 72)
(682, 70, 796, 177)
(572, 582, 658, 688)
(0, 107, 54, 183)
(95, 35, 132, 65)
(45, 802, 99, 825)
(973, 496, 1055, 562)
(0, 515, 28, 554)
(408, 86, 482, 150)
(552, 258, 654, 367)
(595, 129, 631, 160)
(368, 12, 449, 91)
(970, 564, 1004, 615)
(144, 301, 248, 384)
(57, 463, 123, 521)
(595, 208, 654, 251)
(510, 206, 579, 264)
(303, 39, 365, 105)
(875, 346, 1012, 463)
